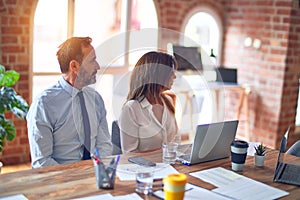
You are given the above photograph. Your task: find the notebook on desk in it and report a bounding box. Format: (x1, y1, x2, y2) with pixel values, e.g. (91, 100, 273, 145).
(273, 127, 300, 186)
(177, 120, 239, 165)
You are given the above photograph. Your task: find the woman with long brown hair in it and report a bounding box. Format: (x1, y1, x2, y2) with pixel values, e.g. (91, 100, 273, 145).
(119, 51, 179, 153)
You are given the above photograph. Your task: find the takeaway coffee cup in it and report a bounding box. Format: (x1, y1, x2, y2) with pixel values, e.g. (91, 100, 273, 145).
(231, 140, 249, 171)
(163, 173, 187, 200)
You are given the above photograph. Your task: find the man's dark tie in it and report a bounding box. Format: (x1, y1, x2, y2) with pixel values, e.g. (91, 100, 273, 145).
(78, 91, 91, 160)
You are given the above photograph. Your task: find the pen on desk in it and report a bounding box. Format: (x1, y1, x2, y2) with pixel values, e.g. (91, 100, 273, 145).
(91, 154, 100, 165)
(107, 157, 116, 186)
(152, 184, 194, 189)
(94, 156, 109, 183)
(94, 148, 100, 158)
(152, 178, 163, 187)
(108, 155, 120, 186)
(153, 183, 164, 187)
(115, 154, 120, 165)
(185, 188, 193, 192)
(178, 159, 191, 166)
(110, 157, 115, 166)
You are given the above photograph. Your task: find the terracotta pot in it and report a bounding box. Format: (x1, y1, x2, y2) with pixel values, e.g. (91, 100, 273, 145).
(254, 154, 265, 166)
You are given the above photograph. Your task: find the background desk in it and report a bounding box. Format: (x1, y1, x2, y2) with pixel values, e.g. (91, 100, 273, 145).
(174, 76, 251, 141)
(0, 149, 299, 200)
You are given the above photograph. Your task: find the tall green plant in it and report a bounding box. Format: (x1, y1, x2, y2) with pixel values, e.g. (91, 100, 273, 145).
(0, 64, 28, 152)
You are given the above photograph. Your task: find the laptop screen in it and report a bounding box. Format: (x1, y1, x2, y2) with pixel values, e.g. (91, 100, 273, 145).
(215, 67, 237, 83)
(178, 120, 239, 165)
(274, 127, 289, 172)
(172, 45, 203, 71)
(273, 127, 300, 186)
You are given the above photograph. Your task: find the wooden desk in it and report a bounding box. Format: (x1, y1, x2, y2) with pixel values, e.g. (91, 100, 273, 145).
(0, 149, 299, 200)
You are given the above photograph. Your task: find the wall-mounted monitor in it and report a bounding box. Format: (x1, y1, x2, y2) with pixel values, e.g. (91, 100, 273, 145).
(172, 45, 203, 71)
(215, 67, 237, 83)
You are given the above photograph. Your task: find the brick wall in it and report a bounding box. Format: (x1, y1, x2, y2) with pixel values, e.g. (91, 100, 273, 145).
(0, 0, 32, 164)
(0, 0, 299, 165)
(157, 0, 300, 148)
(221, 0, 300, 148)
(281, 0, 300, 147)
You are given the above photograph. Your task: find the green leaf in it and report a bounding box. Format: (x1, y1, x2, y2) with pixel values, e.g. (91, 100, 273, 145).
(0, 64, 5, 73)
(12, 107, 28, 120)
(0, 118, 16, 142)
(0, 65, 5, 84)
(0, 102, 4, 113)
(0, 87, 28, 116)
(254, 143, 267, 156)
(0, 65, 28, 152)
(0, 70, 20, 87)
(0, 140, 3, 152)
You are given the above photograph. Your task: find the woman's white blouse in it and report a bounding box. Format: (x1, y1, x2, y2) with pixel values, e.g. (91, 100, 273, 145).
(119, 96, 178, 153)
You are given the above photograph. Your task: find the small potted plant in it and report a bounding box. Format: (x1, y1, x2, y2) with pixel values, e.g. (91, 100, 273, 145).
(254, 143, 267, 166)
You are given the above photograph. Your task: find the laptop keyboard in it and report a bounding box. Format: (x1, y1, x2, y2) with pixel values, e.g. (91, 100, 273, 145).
(179, 154, 191, 161)
(279, 164, 300, 185)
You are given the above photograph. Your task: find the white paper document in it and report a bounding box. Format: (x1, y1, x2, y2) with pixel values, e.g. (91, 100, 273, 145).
(73, 194, 113, 200)
(73, 193, 142, 200)
(190, 167, 289, 200)
(117, 163, 179, 181)
(153, 183, 231, 200)
(190, 167, 243, 187)
(0, 194, 28, 200)
(213, 178, 289, 200)
(110, 193, 143, 200)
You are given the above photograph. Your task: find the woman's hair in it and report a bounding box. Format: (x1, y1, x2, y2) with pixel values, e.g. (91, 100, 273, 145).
(127, 51, 178, 113)
(56, 37, 92, 73)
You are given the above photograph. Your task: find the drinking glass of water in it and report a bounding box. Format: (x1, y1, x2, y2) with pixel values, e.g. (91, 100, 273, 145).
(135, 171, 154, 195)
(162, 142, 178, 164)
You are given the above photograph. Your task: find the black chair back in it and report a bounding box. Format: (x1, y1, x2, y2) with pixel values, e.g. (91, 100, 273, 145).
(111, 120, 122, 155)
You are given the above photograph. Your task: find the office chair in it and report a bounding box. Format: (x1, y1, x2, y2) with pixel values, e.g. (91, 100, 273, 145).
(111, 120, 122, 155)
(286, 140, 300, 157)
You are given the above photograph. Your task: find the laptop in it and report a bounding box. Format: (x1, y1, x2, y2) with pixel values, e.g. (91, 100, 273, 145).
(273, 127, 300, 186)
(172, 45, 203, 71)
(177, 120, 239, 165)
(215, 67, 238, 84)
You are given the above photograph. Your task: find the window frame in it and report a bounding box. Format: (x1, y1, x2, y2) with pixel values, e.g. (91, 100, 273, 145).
(180, 6, 223, 66)
(30, 0, 158, 101)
